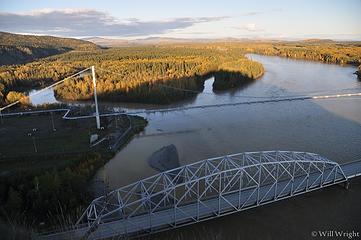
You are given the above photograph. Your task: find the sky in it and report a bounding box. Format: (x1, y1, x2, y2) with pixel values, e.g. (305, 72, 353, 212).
(0, 0, 360, 40)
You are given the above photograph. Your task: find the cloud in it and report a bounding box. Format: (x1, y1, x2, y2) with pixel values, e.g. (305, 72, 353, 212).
(236, 23, 264, 32)
(239, 9, 283, 17)
(241, 11, 264, 16)
(0, 9, 228, 37)
(270, 8, 283, 13)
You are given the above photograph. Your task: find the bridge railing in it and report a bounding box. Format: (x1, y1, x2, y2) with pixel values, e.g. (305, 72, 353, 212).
(76, 151, 347, 229)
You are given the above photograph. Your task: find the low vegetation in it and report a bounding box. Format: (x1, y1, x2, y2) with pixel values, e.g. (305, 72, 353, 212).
(1, 34, 361, 236)
(0, 111, 147, 232)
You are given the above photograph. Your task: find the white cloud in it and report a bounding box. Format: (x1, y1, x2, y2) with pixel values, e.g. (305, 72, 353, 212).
(0, 9, 228, 37)
(241, 11, 264, 16)
(236, 23, 264, 32)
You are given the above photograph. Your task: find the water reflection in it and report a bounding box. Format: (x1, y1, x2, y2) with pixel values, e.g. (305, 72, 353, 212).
(28, 88, 58, 105)
(148, 144, 180, 172)
(248, 54, 361, 125)
(98, 54, 361, 190)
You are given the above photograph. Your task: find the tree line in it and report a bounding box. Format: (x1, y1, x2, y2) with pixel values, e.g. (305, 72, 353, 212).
(0, 115, 147, 231)
(0, 45, 264, 105)
(237, 40, 361, 65)
(1, 41, 360, 106)
(0, 31, 98, 66)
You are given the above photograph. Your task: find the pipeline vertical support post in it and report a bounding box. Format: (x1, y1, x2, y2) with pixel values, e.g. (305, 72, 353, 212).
(50, 111, 56, 131)
(0, 110, 3, 124)
(32, 136, 38, 153)
(91, 66, 101, 129)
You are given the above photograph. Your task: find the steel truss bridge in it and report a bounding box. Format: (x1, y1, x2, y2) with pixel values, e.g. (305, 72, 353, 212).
(40, 151, 361, 240)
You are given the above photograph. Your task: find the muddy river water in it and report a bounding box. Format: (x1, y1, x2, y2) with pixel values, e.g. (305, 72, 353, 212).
(30, 54, 361, 239)
(96, 54, 361, 190)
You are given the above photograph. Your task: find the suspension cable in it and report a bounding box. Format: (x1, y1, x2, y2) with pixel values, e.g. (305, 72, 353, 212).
(96, 67, 361, 100)
(0, 67, 91, 111)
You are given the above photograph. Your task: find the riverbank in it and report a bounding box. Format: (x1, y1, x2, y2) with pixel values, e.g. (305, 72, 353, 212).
(239, 40, 361, 66)
(94, 53, 361, 239)
(213, 58, 264, 91)
(0, 45, 265, 106)
(99, 53, 361, 189)
(1, 41, 360, 107)
(0, 108, 147, 233)
(355, 66, 361, 80)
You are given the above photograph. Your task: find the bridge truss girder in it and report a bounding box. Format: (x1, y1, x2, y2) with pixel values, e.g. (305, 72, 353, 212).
(77, 151, 347, 238)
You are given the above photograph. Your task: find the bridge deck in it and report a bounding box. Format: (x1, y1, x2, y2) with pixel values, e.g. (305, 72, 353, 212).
(341, 160, 361, 179)
(40, 160, 361, 240)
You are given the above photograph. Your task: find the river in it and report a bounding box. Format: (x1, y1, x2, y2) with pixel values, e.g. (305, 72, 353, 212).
(29, 54, 361, 239)
(95, 54, 361, 190)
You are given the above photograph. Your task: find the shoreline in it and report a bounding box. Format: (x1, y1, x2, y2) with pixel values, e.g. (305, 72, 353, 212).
(0, 110, 148, 232)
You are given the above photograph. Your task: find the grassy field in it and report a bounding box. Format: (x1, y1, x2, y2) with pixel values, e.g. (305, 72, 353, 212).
(0, 112, 106, 174)
(0, 111, 147, 174)
(0, 113, 92, 156)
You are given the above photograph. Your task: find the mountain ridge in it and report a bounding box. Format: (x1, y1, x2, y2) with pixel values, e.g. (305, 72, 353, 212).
(0, 32, 98, 65)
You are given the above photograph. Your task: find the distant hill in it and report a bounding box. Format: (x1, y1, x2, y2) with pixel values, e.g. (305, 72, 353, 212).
(0, 32, 98, 65)
(84, 36, 317, 47)
(83, 37, 131, 47)
(85, 36, 361, 48)
(83, 36, 233, 47)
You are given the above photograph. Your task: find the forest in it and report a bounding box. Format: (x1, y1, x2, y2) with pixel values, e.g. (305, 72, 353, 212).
(236, 39, 361, 65)
(1, 34, 361, 236)
(0, 113, 147, 236)
(1, 38, 361, 107)
(0, 32, 98, 66)
(0, 45, 265, 105)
